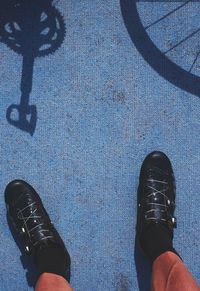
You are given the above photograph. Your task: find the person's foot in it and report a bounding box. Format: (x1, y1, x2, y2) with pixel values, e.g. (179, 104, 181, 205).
(136, 151, 179, 262)
(5, 180, 70, 277)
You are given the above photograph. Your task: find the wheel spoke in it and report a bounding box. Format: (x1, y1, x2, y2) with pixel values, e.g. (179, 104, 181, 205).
(189, 50, 200, 73)
(164, 26, 200, 54)
(145, 0, 191, 30)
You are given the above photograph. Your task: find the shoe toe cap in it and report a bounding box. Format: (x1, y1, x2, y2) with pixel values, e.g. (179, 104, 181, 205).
(141, 151, 173, 173)
(5, 180, 33, 205)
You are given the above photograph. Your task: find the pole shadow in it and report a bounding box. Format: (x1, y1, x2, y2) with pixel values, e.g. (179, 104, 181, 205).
(120, 0, 200, 98)
(0, 0, 66, 135)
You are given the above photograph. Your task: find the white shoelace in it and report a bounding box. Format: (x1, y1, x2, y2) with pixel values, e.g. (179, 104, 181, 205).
(145, 179, 170, 222)
(17, 201, 54, 246)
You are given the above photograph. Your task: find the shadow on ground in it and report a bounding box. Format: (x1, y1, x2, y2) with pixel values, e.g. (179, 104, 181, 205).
(0, 0, 66, 135)
(134, 235, 152, 291)
(120, 0, 200, 98)
(6, 213, 38, 287)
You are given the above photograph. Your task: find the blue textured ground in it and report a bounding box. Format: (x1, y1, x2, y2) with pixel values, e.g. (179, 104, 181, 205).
(0, 1, 199, 290)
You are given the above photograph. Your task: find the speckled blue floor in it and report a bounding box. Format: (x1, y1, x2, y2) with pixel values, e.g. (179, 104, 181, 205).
(0, 1, 199, 290)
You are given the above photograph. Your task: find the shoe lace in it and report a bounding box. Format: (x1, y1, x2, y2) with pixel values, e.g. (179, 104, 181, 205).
(17, 201, 54, 246)
(145, 178, 170, 223)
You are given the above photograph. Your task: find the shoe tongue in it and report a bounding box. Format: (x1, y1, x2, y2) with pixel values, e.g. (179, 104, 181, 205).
(145, 167, 169, 196)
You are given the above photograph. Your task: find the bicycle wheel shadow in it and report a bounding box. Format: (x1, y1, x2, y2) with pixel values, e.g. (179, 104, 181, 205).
(6, 212, 71, 287)
(120, 0, 200, 98)
(0, 0, 66, 135)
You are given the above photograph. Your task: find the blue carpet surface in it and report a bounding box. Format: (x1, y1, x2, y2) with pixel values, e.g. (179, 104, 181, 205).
(0, 0, 199, 290)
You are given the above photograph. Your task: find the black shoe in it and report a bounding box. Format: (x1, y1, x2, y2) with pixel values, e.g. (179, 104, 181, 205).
(136, 151, 177, 260)
(5, 180, 71, 267)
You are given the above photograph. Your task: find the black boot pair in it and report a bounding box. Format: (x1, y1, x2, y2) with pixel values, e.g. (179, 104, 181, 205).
(4, 151, 179, 279)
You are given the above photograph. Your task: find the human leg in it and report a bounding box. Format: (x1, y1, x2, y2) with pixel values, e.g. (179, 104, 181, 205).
(35, 273, 74, 291)
(151, 251, 200, 291)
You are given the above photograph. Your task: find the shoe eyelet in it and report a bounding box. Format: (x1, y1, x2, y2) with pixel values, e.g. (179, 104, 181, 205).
(171, 217, 177, 227)
(167, 200, 171, 206)
(22, 227, 25, 233)
(25, 246, 30, 253)
(172, 217, 175, 223)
